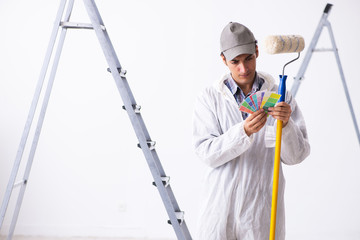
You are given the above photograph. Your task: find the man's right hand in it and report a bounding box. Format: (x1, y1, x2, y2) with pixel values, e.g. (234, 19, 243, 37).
(244, 109, 267, 136)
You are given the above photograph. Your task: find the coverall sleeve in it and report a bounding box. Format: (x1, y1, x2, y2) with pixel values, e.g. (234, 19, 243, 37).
(192, 89, 253, 168)
(280, 93, 311, 165)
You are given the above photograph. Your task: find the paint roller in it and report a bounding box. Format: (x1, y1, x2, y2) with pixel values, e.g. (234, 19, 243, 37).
(265, 35, 305, 54)
(264, 35, 305, 240)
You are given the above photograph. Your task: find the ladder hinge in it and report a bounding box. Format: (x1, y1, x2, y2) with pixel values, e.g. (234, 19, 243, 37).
(107, 67, 127, 77)
(167, 211, 184, 225)
(137, 141, 156, 150)
(122, 104, 141, 113)
(152, 176, 170, 188)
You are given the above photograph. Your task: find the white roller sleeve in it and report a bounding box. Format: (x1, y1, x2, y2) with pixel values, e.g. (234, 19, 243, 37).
(265, 35, 305, 54)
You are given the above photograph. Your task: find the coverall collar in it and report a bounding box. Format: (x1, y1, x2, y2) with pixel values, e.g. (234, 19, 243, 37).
(216, 71, 275, 105)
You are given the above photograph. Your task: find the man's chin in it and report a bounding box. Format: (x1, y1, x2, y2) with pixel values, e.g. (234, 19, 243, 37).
(237, 75, 254, 82)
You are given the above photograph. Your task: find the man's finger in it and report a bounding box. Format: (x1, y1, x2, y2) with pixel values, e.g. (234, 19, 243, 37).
(252, 112, 267, 128)
(249, 109, 265, 118)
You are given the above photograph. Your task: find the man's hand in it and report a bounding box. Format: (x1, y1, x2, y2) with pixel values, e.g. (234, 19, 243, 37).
(268, 102, 292, 127)
(244, 109, 267, 136)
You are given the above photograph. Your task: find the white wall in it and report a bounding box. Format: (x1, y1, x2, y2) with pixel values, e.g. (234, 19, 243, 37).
(0, 0, 359, 239)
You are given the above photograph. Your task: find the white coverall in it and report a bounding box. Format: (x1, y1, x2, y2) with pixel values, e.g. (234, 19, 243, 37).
(192, 71, 310, 240)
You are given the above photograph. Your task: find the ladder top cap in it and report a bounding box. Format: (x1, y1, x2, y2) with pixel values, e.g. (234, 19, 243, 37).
(324, 3, 333, 14)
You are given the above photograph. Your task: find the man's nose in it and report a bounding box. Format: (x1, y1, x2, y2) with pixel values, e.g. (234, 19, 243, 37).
(238, 62, 247, 73)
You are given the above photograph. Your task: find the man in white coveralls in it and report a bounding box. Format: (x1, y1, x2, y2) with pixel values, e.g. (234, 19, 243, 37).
(192, 22, 310, 240)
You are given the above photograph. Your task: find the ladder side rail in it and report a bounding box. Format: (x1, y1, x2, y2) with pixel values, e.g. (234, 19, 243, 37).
(81, 0, 168, 175)
(145, 150, 192, 240)
(0, 0, 68, 231)
(82, 0, 164, 173)
(325, 21, 360, 144)
(82, 1, 192, 239)
(5, 1, 75, 239)
(291, 7, 332, 97)
(150, 152, 181, 210)
(81, 0, 155, 146)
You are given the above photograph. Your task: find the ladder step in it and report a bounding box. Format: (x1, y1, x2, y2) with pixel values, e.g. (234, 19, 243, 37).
(137, 141, 156, 150)
(313, 48, 335, 52)
(167, 211, 184, 225)
(60, 21, 106, 30)
(152, 176, 170, 187)
(106, 67, 127, 77)
(122, 104, 141, 113)
(13, 180, 27, 189)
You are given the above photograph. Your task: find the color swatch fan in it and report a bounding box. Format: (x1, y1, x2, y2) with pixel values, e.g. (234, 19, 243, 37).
(239, 91, 281, 114)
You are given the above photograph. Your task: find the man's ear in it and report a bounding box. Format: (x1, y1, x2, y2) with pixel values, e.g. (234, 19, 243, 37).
(221, 53, 227, 65)
(255, 45, 259, 58)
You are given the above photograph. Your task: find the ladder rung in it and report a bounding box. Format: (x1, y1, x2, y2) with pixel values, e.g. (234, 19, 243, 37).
(107, 67, 127, 77)
(122, 104, 141, 113)
(137, 141, 156, 150)
(167, 211, 184, 225)
(152, 176, 170, 188)
(313, 48, 335, 52)
(13, 179, 27, 189)
(60, 21, 106, 30)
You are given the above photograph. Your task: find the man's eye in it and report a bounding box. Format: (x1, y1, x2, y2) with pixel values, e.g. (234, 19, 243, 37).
(231, 61, 239, 64)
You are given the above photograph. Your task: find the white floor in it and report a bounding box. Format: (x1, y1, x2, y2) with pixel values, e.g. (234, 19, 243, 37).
(1, 237, 174, 240)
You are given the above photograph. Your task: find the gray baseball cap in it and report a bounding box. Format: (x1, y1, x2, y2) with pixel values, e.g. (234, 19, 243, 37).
(220, 22, 257, 60)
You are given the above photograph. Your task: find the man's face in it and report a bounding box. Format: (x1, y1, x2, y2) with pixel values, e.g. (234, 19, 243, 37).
(222, 48, 258, 87)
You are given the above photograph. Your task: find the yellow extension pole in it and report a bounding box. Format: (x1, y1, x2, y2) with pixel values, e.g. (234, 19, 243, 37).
(269, 73, 287, 240)
(269, 118, 283, 240)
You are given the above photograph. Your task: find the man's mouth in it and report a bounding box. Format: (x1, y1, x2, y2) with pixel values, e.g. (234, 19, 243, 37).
(239, 73, 250, 77)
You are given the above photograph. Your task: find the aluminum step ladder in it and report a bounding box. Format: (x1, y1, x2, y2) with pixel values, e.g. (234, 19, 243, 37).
(291, 3, 360, 145)
(0, 0, 192, 239)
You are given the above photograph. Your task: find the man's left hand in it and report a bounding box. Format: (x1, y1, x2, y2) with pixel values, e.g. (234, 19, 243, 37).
(267, 102, 292, 127)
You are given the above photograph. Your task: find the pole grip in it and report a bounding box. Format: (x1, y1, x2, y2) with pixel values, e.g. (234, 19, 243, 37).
(278, 75, 287, 102)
